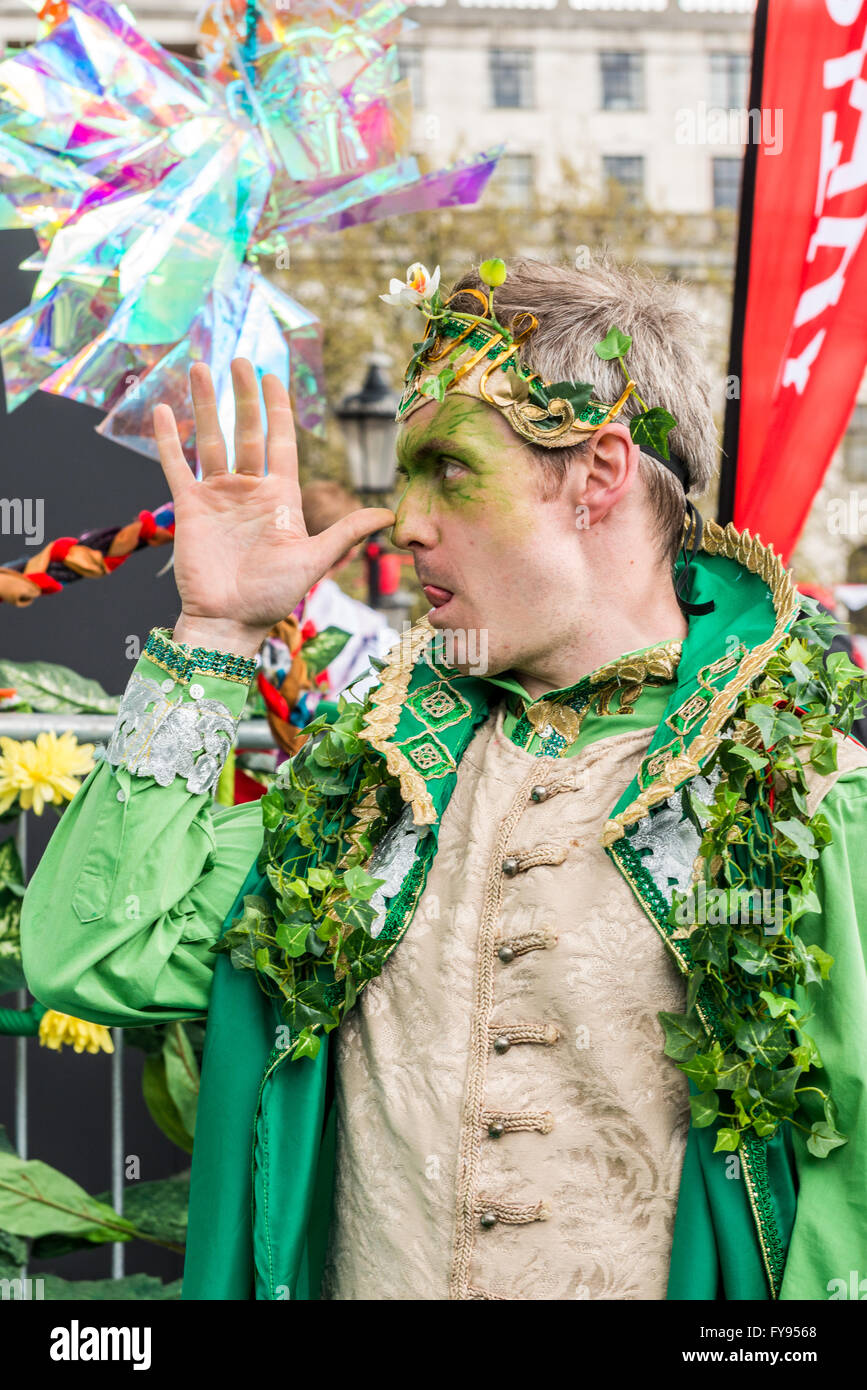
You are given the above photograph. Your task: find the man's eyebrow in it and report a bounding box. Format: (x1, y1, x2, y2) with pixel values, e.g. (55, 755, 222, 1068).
(396, 436, 468, 465)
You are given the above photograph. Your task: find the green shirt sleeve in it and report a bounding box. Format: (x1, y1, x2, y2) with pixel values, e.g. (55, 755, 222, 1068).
(20, 649, 266, 1028)
(780, 765, 867, 1299)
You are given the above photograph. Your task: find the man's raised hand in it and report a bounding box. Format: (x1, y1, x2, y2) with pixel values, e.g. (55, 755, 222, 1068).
(153, 358, 395, 656)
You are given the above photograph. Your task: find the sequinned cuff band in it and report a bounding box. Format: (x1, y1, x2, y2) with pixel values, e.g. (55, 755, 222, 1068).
(105, 672, 241, 796)
(144, 626, 259, 687)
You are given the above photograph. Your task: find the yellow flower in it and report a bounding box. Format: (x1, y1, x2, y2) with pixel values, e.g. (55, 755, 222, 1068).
(38, 1009, 114, 1055)
(0, 730, 95, 816)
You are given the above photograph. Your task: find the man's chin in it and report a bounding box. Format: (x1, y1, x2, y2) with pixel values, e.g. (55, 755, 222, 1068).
(422, 601, 501, 678)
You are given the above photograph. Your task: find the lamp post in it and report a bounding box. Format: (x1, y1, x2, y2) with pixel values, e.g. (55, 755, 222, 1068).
(335, 353, 401, 610)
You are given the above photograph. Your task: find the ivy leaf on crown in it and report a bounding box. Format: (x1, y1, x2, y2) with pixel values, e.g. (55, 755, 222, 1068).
(631, 406, 678, 460)
(594, 326, 633, 360)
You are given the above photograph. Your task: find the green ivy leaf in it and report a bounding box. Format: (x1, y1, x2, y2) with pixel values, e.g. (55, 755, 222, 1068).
(342, 866, 386, 901)
(731, 934, 773, 975)
(420, 373, 447, 403)
(260, 789, 284, 831)
(301, 626, 351, 677)
(791, 1035, 823, 1070)
(725, 743, 769, 773)
(689, 1091, 720, 1127)
(806, 1121, 848, 1158)
(681, 1051, 718, 1090)
(733, 1016, 792, 1068)
(806, 943, 834, 980)
(774, 819, 818, 860)
(275, 921, 310, 957)
(291, 1029, 321, 1062)
(594, 325, 632, 359)
(658, 1009, 706, 1062)
(759, 989, 798, 1019)
(630, 407, 678, 459)
(713, 1127, 742, 1153)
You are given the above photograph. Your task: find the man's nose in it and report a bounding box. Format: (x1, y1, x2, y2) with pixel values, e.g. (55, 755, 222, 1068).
(391, 486, 438, 551)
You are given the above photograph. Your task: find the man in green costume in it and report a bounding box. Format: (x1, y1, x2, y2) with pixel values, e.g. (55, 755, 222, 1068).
(20, 255, 867, 1300)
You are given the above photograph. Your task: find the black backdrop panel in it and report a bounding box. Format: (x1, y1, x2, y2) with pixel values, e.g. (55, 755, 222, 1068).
(0, 228, 191, 1286)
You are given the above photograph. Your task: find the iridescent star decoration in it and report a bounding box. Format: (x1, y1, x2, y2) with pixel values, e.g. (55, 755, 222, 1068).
(0, 0, 498, 472)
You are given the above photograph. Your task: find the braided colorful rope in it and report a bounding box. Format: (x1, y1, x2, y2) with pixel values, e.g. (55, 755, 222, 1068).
(0, 501, 176, 607)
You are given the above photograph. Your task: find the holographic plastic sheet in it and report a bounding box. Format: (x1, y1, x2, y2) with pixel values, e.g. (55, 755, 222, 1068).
(0, 0, 497, 467)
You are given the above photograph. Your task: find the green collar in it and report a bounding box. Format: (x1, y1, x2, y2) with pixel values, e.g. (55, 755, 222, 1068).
(486, 640, 682, 758)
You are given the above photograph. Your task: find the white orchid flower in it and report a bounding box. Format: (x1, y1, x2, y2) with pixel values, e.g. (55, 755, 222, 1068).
(379, 261, 441, 307)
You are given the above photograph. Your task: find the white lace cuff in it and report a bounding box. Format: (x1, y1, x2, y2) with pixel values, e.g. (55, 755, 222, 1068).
(104, 672, 241, 796)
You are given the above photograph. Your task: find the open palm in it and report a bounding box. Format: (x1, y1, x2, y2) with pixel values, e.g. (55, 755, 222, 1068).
(153, 358, 395, 640)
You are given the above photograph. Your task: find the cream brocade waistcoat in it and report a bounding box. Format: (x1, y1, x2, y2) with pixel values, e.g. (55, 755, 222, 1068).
(320, 703, 691, 1300)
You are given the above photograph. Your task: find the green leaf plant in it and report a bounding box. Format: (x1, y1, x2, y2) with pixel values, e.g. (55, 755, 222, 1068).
(657, 599, 867, 1158)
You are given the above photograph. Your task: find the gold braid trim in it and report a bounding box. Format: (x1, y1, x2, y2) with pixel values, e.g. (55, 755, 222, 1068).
(358, 615, 439, 826)
(341, 786, 382, 866)
(601, 520, 800, 847)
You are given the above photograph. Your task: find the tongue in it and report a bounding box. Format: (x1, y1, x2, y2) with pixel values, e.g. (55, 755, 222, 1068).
(424, 584, 453, 605)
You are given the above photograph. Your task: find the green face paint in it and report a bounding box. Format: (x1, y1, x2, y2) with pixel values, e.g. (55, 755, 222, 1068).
(393, 396, 529, 522)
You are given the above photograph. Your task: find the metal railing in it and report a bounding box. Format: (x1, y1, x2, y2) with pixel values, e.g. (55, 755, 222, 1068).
(0, 712, 279, 746)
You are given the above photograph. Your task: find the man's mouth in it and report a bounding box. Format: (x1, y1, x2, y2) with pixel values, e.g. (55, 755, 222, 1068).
(421, 583, 454, 608)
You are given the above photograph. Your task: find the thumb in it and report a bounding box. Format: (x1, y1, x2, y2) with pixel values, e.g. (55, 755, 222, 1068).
(308, 507, 396, 574)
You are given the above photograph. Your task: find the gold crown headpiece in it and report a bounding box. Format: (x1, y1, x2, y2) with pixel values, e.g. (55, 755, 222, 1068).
(382, 258, 683, 473)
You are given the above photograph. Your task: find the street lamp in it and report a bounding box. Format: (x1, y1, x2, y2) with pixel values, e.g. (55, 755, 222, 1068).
(335, 353, 401, 609)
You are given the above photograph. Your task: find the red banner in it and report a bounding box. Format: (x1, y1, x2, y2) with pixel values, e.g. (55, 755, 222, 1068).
(735, 0, 867, 562)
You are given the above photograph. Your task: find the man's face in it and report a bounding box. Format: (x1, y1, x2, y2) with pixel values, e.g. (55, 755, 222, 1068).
(391, 394, 582, 676)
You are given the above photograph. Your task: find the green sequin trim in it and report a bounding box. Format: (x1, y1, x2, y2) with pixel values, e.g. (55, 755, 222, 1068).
(145, 626, 258, 686)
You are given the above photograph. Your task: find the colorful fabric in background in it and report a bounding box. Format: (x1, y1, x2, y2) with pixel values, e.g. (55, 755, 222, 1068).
(0, 0, 498, 468)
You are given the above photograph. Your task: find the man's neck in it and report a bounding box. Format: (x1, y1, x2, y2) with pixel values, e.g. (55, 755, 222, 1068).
(507, 602, 689, 702)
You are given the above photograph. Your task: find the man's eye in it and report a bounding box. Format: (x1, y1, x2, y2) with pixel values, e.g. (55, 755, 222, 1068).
(439, 457, 466, 481)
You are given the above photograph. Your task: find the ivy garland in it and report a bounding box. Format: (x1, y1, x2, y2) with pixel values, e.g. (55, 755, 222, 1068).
(214, 600, 867, 1160)
(211, 690, 406, 1061)
(659, 599, 867, 1158)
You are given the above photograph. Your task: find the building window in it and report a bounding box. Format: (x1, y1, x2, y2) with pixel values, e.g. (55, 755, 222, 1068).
(490, 49, 534, 109)
(600, 52, 644, 111)
(490, 153, 535, 207)
(602, 155, 645, 205)
(845, 405, 867, 481)
(710, 52, 750, 110)
(397, 47, 424, 107)
(712, 156, 742, 210)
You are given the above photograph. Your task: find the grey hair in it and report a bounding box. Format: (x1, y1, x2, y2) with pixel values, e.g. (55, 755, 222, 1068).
(448, 254, 719, 564)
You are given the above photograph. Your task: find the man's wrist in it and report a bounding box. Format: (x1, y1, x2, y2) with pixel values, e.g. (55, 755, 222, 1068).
(172, 614, 269, 661)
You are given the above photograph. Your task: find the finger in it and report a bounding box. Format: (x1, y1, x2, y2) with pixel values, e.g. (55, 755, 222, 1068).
(262, 372, 303, 515)
(190, 362, 228, 477)
(307, 507, 397, 575)
(232, 357, 266, 476)
(262, 373, 298, 480)
(153, 403, 194, 500)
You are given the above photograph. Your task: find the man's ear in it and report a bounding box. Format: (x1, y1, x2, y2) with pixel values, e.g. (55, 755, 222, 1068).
(569, 423, 640, 527)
